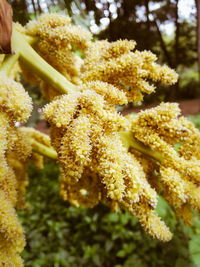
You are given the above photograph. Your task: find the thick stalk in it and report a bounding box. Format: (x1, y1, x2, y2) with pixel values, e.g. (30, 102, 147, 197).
(119, 131, 165, 163)
(0, 34, 38, 76)
(30, 138, 58, 160)
(11, 26, 78, 94)
(29, 130, 165, 163)
(0, 53, 19, 76)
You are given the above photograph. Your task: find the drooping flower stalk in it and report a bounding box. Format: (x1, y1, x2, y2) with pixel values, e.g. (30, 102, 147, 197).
(119, 131, 165, 162)
(4, 17, 178, 241)
(30, 138, 58, 159)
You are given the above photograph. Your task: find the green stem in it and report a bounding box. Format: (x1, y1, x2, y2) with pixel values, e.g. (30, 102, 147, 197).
(11, 26, 78, 94)
(30, 131, 164, 163)
(0, 53, 19, 76)
(119, 131, 165, 163)
(25, 35, 38, 45)
(30, 138, 58, 160)
(0, 32, 38, 76)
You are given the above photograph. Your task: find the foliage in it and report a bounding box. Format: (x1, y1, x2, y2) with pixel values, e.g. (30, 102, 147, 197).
(188, 114, 200, 131)
(18, 114, 200, 267)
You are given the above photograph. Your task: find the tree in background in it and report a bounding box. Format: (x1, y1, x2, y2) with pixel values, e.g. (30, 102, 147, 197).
(195, 0, 200, 86)
(8, 0, 29, 24)
(81, 0, 198, 100)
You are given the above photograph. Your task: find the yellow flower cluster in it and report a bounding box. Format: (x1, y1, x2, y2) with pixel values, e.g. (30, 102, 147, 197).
(0, 72, 32, 122)
(81, 40, 178, 102)
(0, 72, 33, 265)
(21, 13, 92, 100)
(130, 103, 200, 225)
(26, 13, 91, 51)
(43, 85, 173, 241)
(0, 189, 25, 266)
(22, 13, 180, 241)
(5, 12, 200, 245)
(7, 129, 32, 210)
(14, 12, 200, 242)
(0, 72, 32, 187)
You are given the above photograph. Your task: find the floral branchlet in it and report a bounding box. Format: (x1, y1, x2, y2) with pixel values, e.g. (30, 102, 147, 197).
(129, 103, 200, 226)
(0, 68, 54, 265)
(81, 40, 178, 103)
(22, 13, 92, 100)
(43, 85, 172, 241)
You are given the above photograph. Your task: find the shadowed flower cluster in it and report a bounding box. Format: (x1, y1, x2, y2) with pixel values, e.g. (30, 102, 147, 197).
(129, 103, 200, 225)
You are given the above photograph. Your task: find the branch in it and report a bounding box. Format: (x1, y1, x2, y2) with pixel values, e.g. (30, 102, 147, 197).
(154, 19, 173, 68)
(30, 138, 58, 160)
(174, 0, 180, 67)
(30, 130, 165, 163)
(0, 33, 38, 76)
(119, 131, 165, 163)
(0, 53, 19, 76)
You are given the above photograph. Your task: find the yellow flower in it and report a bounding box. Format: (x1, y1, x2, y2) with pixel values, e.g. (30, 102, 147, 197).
(26, 13, 91, 51)
(129, 102, 200, 223)
(0, 189, 25, 265)
(21, 13, 91, 99)
(82, 41, 178, 103)
(43, 87, 173, 241)
(0, 72, 32, 122)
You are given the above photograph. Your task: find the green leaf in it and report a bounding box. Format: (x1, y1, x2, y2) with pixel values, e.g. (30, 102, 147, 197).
(107, 213, 119, 223)
(105, 240, 113, 252)
(117, 250, 126, 258)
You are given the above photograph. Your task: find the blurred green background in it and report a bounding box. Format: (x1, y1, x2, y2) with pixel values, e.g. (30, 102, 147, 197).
(7, 0, 200, 266)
